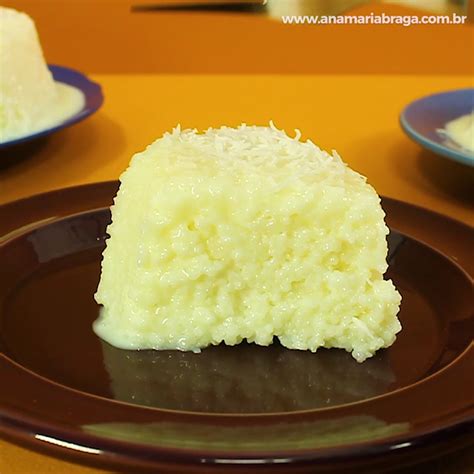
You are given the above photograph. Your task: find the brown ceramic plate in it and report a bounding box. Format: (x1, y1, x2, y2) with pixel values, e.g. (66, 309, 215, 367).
(0, 182, 472, 473)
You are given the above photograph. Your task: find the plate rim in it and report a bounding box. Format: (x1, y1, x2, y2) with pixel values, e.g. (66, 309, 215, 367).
(0, 401, 472, 464)
(399, 88, 474, 168)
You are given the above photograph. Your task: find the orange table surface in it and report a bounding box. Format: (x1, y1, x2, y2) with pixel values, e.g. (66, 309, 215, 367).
(1, 72, 474, 474)
(3, 0, 474, 75)
(1, 73, 473, 223)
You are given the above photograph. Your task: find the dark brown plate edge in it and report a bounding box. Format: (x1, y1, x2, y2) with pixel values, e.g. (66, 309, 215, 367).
(0, 181, 473, 472)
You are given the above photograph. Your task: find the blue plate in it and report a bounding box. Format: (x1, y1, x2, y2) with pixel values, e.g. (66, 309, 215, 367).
(0, 65, 103, 149)
(400, 88, 474, 167)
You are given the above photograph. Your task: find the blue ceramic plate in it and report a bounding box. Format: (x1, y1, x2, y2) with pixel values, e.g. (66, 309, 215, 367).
(0, 65, 103, 149)
(400, 88, 474, 167)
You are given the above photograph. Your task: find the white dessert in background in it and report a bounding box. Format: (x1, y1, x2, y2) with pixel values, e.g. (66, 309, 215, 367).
(443, 111, 474, 153)
(94, 124, 402, 363)
(0, 7, 84, 142)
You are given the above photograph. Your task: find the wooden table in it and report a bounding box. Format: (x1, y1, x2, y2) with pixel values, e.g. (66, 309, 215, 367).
(0, 1, 473, 473)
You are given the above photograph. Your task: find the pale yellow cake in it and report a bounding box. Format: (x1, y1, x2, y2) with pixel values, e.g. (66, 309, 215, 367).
(0, 7, 83, 142)
(94, 124, 401, 362)
(444, 111, 474, 153)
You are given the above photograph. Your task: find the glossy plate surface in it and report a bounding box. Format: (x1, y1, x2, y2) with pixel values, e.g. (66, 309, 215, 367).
(0, 65, 103, 149)
(0, 182, 472, 473)
(400, 88, 474, 167)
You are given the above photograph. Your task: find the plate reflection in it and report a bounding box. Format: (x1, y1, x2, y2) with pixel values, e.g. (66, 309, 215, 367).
(101, 340, 395, 413)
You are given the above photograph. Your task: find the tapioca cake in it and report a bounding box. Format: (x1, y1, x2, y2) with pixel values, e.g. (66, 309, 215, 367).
(94, 124, 401, 362)
(0, 7, 83, 142)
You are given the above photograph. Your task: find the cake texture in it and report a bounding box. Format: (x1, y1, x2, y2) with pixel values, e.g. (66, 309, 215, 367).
(94, 124, 401, 362)
(0, 7, 83, 141)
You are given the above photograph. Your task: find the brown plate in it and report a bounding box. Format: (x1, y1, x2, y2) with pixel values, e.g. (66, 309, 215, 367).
(0, 181, 472, 473)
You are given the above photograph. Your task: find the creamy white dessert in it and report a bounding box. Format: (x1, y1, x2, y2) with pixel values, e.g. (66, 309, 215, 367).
(95, 124, 402, 362)
(0, 7, 84, 142)
(443, 111, 474, 153)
